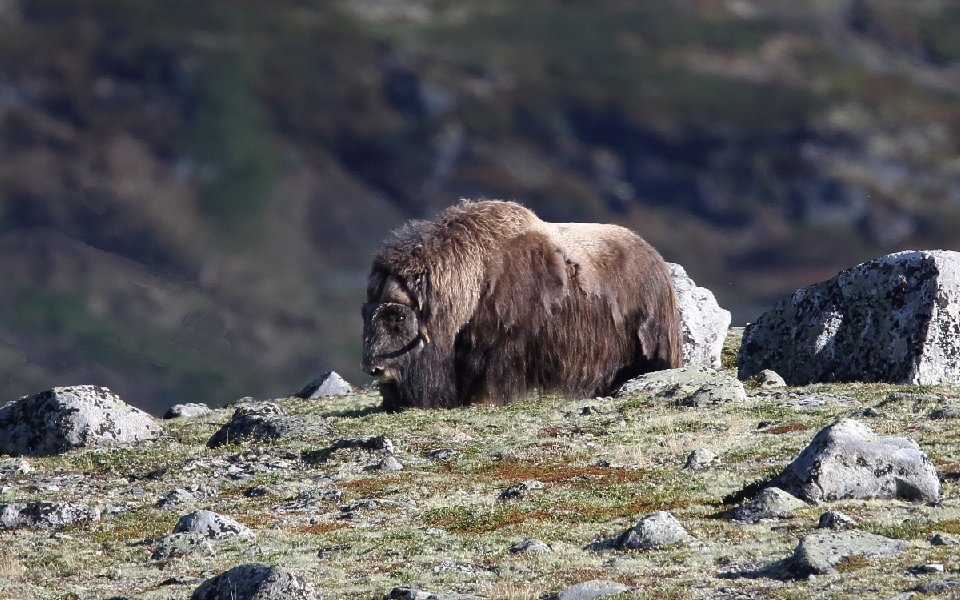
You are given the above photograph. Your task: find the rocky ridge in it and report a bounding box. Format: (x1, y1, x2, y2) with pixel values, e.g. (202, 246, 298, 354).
(1, 349, 958, 599)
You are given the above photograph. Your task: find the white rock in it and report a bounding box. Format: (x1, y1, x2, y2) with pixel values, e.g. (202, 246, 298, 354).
(295, 371, 353, 399)
(668, 263, 731, 369)
(739, 250, 960, 385)
(173, 509, 254, 540)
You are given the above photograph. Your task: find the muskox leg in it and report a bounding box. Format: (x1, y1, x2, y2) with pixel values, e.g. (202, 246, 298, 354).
(378, 382, 405, 413)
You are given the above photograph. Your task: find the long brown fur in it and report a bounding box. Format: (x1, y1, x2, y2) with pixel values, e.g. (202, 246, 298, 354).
(363, 200, 681, 410)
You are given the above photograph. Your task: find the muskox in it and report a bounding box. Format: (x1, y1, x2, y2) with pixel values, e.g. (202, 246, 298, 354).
(362, 200, 681, 411)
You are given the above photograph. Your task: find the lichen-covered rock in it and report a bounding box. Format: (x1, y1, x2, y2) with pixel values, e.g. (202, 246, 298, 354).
(817, 510, 856, 529)
(191, 563, 318, 600)
(173, 509, 255, 540)
(791, 531, 906, 576)
(0, 385, 163, 456)
(769, 419, 940, 503)
(163, 403, 212, 419)
(207, 402, 334, 448)
(668, 263, 731, 369)
(738, 250, 960, 385)
(0, 501, 101, 530)
(729, 487, 806, 523)
(150, 531, 215, 560)
(617, 511, 693, 549)
(617, 367, 745, 406)
(295, 371, 353, 399)
(684, 448, 720, 471)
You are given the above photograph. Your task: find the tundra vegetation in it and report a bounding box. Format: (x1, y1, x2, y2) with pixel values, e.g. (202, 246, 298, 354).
(1, 331, 959, 599)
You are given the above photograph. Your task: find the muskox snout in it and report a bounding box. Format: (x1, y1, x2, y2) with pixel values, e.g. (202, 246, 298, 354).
(363, 364, 385, 378)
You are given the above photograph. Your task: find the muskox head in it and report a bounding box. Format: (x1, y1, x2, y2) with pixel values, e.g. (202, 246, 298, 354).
(361, 301, 423, 380)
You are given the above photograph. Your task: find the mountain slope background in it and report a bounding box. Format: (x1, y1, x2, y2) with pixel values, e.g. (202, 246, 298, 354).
(1, 0, 959, 414)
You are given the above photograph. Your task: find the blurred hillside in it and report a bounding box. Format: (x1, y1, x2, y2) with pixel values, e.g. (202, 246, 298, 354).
(0, 0, 959, 414)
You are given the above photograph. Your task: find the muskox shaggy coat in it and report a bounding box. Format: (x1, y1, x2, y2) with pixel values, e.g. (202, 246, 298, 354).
(362, 200, 681, 411)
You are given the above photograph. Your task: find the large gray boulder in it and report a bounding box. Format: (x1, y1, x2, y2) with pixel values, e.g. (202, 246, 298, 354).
(738, 250, 960, 385)
(769, 419, 940, 503)
(0, 385, 163, 456)
(668, 263, 731, 369)
(191, 563, 319, 600)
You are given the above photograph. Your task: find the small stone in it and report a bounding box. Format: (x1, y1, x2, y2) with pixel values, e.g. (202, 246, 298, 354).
(791, 531, 906, 576)
(909, 563, 944, 574)
(817, 510, 857, 529)
(427, 448, 458, 461)
(498, 480, 542, 502)
(554, 579, 629, 600)
(191, 563, 319, 600)
(244, 486, 272, 498)
(151, 532, 215, 560)
(930, 532, 960, 546)
(509, 538, 553, 554)
(384, 588, 446, 600)
(295, 371, 353, 399)
(684, 448, 719, 470)
(173, 510, 254, 540)
(753, 369, 787, 388)
(163, 403, 211, 419)
(729, 487, 806, 523)
(332, 435, 395, 454)
(157, 488, 197, 511)
(377, 455, 404, 471)
(618, 511, 693, 549)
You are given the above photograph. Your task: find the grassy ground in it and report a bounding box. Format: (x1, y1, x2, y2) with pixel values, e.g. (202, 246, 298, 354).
(1, 336, 959, 598)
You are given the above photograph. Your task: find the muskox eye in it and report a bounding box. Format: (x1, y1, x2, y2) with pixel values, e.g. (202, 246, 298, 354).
(396, 315, 405, 322)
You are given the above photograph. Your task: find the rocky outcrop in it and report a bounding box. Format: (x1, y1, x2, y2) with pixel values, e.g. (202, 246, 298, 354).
(738, 250, 960, 385)
(769, 419, 940, 503)
(668, 263, 731, 369)
(0, 386, 163, 456)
